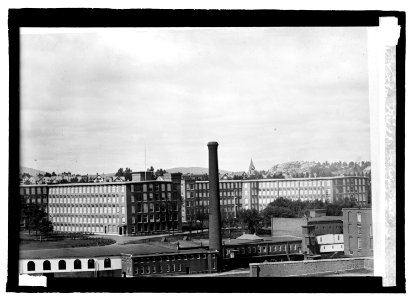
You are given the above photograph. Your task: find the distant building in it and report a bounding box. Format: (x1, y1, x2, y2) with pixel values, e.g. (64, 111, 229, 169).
(112, 176, 125, 182)
(342, 208, 373, 257)
(93, 174, 105, 183)
(181, 175, 371, 221)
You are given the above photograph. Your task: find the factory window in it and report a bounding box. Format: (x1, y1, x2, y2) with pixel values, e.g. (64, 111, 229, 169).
(178, 264, 182, 272)
(172, 264, 176, 272)
(357, 238, 362, 249)
(27, 261, 35, 271)
(140, 267, 144, 274)
(357, 226, 362, 235)
(42, 260, 51, 271)
(88, 259, 95, 269)
(357, 212, 362, 223)
(74, 259, 82, 270)
(104, 258, 111, 268)
(146, 266, 151, 274)
(152, 265, 156, 273)
(58, 260, 66, 270)
(166, 265, 170, 273)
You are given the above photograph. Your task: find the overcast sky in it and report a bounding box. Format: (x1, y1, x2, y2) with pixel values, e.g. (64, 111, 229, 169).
(20, 27, 370, 174)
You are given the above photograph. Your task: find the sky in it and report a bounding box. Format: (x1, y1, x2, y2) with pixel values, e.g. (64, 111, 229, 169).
(20, 27, 370, 174)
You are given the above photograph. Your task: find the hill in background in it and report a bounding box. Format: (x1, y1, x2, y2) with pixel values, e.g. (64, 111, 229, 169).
(20, 166, 46, 177)
(166, 167, 233, 175)
(268, 160, 371, 178)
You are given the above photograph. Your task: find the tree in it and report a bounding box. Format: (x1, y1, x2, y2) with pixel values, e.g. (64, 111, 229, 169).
(155, 169, 167, 177)
(51, 172, 56, 176)
(22, 204, 51, 237)
(147, 166, 154, 172)
(115, 168, 124, 177)
(237, 209, 263, 234)
(195, 211, 208, 233)
(44, 172, 52, 177)
(124, 167, 132, 181)
(70, 177, 79, 183)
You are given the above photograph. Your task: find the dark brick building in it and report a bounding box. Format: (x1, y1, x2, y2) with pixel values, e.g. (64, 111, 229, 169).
(121, 249, 219, 276)
(19, 185, 49, 228)
(342, 208, 373, 257)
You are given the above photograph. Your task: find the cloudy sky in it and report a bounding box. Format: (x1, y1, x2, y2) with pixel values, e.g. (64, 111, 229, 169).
(20, 27, 370, 174)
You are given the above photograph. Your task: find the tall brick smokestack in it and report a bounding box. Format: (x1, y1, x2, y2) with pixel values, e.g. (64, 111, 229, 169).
(208, 141, 222, 256)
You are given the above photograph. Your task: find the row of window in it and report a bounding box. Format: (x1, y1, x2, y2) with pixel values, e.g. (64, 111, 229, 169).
(20, 187, 48, 195)
(225, 244, 301, 256)
(49, 195, 125, 204)
(51, 216, 124, 224)
(50, 185, 125, 195)
(50, 205, 125, 214)
(54, 225, 120, 233)
(26, 258, 112, 272)
(137, 263, 183, 274)
(348, 237, 373, 250)
(185, 199, 239, 207)
(131, 183, 171, 192)
(131, 193, 173, 201)
(132, 202, 178, 213)
(187, 182, 243, 190)
(132, 222, 178, 233)
(23, 198, 47, 205)
(334, 178, 368, 186)
(131, 213, 178, 223)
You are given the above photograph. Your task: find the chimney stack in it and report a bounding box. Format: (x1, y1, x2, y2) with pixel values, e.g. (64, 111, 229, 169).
(207, 141, 222, 257)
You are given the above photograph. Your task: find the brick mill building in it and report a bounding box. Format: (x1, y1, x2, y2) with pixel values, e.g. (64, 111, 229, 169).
(181, 175, 371, 221)
(342, 208, 373, 257)
(37, 173, 182, 236)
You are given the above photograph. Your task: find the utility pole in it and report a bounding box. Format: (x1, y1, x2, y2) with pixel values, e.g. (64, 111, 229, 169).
(144, 144, 147, 181)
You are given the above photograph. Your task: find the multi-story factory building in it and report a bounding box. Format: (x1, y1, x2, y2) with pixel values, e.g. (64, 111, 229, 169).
(181, 178, 243, 223)
(181, 175, 371, 219)
(47, 178, 181, 236)
(19, 185, 50, 228)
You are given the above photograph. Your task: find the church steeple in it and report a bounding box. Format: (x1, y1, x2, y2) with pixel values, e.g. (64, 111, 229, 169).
(248, 158, 256, 175)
